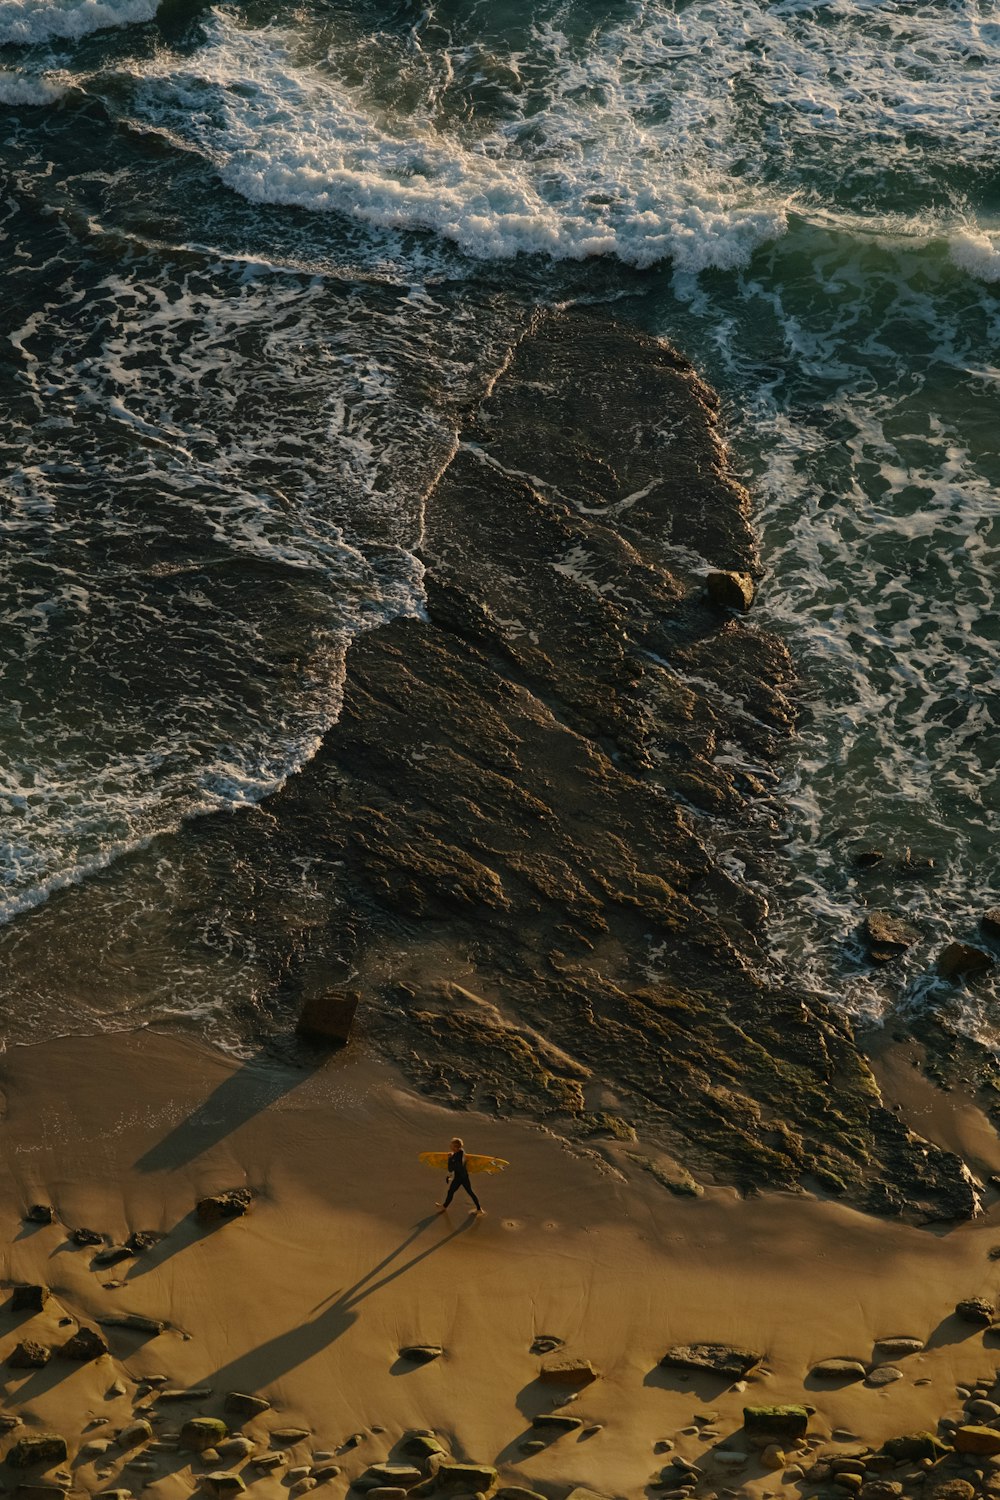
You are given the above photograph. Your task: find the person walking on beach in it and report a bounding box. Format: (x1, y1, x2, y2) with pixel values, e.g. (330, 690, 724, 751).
(436, 1137, 484, 1215)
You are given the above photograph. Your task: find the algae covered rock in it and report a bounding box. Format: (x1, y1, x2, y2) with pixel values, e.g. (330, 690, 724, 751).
(862, 911, 919, 963)
(181, 1419, 229, 1454)
(743, 1405, 810, 1448)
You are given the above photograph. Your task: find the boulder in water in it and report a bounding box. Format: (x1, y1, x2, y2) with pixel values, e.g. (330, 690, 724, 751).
(862, 911, 919, 963)
(937, 942, 993, 979)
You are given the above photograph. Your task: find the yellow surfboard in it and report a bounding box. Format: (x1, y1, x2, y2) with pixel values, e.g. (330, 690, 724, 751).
(418, 1151, 509, 1175)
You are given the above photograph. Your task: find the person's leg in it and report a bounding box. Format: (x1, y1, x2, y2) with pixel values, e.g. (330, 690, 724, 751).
(441, 1177, 460, 1208)
(462, 1179, 483, 1212)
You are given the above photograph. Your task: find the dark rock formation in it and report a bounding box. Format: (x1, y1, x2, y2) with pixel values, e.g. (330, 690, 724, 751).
(10, 1285, 48, 1314)
(938, 943, 993, 980)
(32, 308, 973, 1219)
(6, 1436, 67, 1470)
(397, 1345, 442, 1365)
(955, 1297, 994, 1326)
(196, 1189, 253, 1225)
(24, 1205, 54, 1226)
(982, 908, 1000, 940)
(296, 989, 359, 1045)
(124, 1231, 161, 1255)
(70, 1228, 104, 1247)
(7, 1341, 50, 1369)
(58, 1326, 108, 1361)
(862, 911, 919, 963)
(706, 569, 755, 612)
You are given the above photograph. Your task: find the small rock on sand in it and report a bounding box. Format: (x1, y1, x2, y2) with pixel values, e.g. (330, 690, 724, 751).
(956, 1298, 995, 1326)
(873, 1337, 924, 1359)
(202, 1474, 246, 1497)
(398, 1434, 445, 1461)
(865, 1365, 904, 1387)
(58, 1327, 108, 1362)
(271, 1429, 310, 1443)
(538, 1357, 598, 1386)
(928, 1484, 975, 1500)
(24, 1205, 55, 1225)
(810, 1359, 867, 1380)
(195, 1189, 253, 1226)
(7, 1341, 50, 1369)
(364, 1467, 422, 1487)
(883, 1433, 949, 1461)
(660, 1344, 763, 1380)
(252, 1455, 285, 1472)
(398, 1345, 443, 1364)
(530, 1415, 582, 1432)
(115, 1422, 152, 1450)
(70, 1228, 104, 1247)
(224, 1393, 271, 1419)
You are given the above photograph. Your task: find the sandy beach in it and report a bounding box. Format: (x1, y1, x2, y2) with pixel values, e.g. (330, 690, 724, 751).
(2, 1032, 1000, 1500)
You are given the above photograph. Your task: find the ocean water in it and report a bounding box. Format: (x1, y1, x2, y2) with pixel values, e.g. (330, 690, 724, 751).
(1, 0, 998, 1042)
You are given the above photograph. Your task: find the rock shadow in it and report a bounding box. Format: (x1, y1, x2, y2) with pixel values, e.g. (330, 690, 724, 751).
(642, 1363, 738, 1402)
(133, 1051, 314, 1173)
(925, 1312, 986, 1351)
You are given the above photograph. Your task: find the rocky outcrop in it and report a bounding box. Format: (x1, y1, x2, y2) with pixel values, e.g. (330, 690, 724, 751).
(75, 307, 977, 1218)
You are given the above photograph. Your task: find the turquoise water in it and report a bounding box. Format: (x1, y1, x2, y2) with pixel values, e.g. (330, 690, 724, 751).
(1, 0, 998, 1037)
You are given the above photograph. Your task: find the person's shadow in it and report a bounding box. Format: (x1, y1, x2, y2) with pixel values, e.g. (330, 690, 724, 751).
(191, 1214, 475, 1396)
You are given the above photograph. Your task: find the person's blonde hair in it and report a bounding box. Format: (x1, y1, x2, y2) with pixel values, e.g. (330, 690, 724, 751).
(451, 1136, 464, 1149)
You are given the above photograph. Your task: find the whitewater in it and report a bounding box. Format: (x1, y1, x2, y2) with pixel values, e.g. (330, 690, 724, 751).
(0, 0, 998, 1039)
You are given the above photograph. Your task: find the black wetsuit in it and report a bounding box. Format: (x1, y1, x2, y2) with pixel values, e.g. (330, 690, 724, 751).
(443, 1149, 482, 1211)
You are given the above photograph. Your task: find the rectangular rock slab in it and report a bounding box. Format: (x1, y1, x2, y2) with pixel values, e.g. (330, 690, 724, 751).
(743, 1405, 810, 1448)
(295, 990, 359, 1045)
(659, 1343, 763, 1380)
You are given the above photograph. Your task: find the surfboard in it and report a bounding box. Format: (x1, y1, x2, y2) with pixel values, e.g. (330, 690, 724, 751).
(418, 1151, 509, 1175)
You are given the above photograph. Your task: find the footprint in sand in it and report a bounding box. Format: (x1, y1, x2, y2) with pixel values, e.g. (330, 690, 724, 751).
(502, 1219, 521, 1231)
